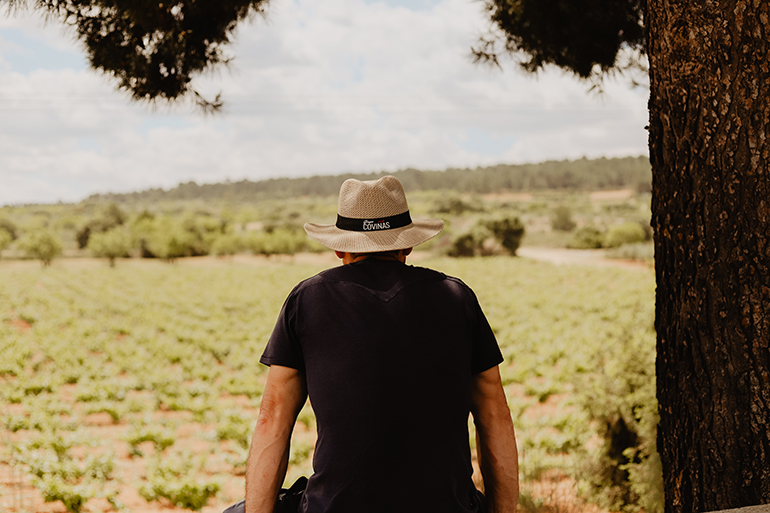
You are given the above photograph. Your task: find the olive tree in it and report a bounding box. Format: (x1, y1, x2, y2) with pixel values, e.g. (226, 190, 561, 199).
(18, 229, 63, 267)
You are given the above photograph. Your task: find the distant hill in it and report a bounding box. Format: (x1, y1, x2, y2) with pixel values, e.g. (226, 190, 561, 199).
(88, 156, 650, 203)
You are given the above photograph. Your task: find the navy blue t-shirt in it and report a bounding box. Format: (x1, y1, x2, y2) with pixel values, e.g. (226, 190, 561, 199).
(260, 258, 503, 513)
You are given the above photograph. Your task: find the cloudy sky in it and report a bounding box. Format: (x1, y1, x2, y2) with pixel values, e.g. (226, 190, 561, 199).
(0, 0, 649, 206)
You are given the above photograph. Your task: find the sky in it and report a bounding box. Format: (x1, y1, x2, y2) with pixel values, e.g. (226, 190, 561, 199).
(0, 0, 650, 206)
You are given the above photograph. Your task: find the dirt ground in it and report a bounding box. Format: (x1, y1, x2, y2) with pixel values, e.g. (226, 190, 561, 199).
(516, 247, 651, 271)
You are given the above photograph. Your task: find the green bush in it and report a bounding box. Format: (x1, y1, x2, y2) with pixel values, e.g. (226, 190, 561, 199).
(220, 373, 264, 398)
(0, 217, 18, 240)
(82, 401, 125, 423)
(131, 213, 225, 260)
(87, 227, 132, 266)
(0, 229, 12, 255)
(211, 233, 244, 256)
(216, 410, 253, 449)
(13, 433, 116, 513)
(181, 213, 226, 256)
(244, 228, 307, 256)
(34, 475, 97, 513)
(264, 228, 306, 255)
(17, 229, 63, 266)
(447, 215, 525, 257)
(76, 203, 127, 248)
(573, 315, 663, 513)
(551, 205, 577, 231)
(140, 454, 220, 511)
(568, 226, 604, 249)
(447, 233, 477, 257)
(484, 215, 525, 255)
(603, 222, 648, 249)
(140, 217, 197, 261)
(125, 422, 177, 457)
(431, 195, 484, 215)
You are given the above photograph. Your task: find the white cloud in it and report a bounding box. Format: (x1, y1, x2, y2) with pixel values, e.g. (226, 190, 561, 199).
(0, 0, 649, 205)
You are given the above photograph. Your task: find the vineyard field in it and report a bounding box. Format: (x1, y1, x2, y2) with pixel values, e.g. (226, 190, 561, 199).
(0, 255, 656, 513)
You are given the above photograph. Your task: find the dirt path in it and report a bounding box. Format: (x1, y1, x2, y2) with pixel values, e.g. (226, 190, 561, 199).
(517, 247, 652, 271)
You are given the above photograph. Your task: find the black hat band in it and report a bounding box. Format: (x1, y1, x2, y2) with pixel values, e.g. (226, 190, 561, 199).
(336, 211, 412, 232)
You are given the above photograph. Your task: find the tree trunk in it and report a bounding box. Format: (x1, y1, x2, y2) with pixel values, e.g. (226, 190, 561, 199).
(647, 0, 770, 511)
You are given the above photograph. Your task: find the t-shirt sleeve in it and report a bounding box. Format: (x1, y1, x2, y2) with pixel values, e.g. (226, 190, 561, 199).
(260, 289, 305, 371)
(469, 289, 504, 374)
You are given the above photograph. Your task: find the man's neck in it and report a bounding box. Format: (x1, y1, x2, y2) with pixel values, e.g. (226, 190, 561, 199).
(335, 249, 410, 265)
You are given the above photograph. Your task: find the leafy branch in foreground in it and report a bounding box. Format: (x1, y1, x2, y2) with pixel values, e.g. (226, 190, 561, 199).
(3, 0, 270, 107)
(473, 0, 646, 81)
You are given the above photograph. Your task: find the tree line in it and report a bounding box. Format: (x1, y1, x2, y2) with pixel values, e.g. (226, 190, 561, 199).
(87, 156, 651, 204)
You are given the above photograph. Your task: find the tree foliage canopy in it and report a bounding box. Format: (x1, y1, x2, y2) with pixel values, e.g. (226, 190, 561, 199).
(17, 229, 63, 266)
(4, 0, 269, 107)
(473, 0, 645, 78)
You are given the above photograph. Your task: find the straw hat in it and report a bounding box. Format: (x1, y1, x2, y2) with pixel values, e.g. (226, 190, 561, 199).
(304, 176, 444, 253)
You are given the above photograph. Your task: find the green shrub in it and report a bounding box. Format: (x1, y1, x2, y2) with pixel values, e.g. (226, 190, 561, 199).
(211, 233, 244, 256)
(13, 433, 116, 513)
(140, 217, 197, 261)
(447, 233, 477, 257)
(76, 203, 127, 249)
(3, 412, 30, 431)
(17, 229, 63, 266)
(484, 215, 525, 255)
(216, 410, 253, 449)
(125, 422, 177, 456)
(140, 454, 220, 511)
(220, 373, 264, 398)
(447, 215, 525, 257)
(551, 205, 577, 231)
(181, 213, 227, 256)
(244, 228, 307, 256)
(431, 195, 484, 215)
(130, 213, 315, 258)
(0, 217, 18, 240)
(87, 227, 132, 266)
(573, 314, 663, 513)
(34, 475, 97, 513)
(82, 401, 125, 423)
(523, 379, 561, 403)
(568, 226, 604, 249)
(603, 222, 648, 249)
(265, 228, 306, 255)
(0, 229, 12, 255)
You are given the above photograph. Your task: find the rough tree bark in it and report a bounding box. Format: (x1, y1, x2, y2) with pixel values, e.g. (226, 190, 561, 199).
(648, 0, 770, 511)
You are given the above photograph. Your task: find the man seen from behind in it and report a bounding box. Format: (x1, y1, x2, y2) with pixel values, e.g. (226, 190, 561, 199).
(243, 176, 519, 513)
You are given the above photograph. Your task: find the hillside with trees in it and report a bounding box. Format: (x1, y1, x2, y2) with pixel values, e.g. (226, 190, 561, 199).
(87, 156, 651, 204)
(0, 156, 654, 268)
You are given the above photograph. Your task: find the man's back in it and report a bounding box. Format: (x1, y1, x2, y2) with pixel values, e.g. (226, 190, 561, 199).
(261, 258, 502, 513)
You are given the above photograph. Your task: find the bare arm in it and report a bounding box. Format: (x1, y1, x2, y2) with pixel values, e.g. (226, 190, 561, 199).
(245, 365, 308, 513)
(471, 366, 519, 513)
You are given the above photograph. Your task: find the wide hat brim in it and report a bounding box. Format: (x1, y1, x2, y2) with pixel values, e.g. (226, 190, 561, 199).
(304, 218, 444, 253)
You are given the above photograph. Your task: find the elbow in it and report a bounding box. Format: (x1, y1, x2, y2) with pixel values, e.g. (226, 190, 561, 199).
(254, 399, 296, 441)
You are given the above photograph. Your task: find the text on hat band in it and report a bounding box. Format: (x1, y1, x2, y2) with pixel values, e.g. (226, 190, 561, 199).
(335, 211, 413, 232)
